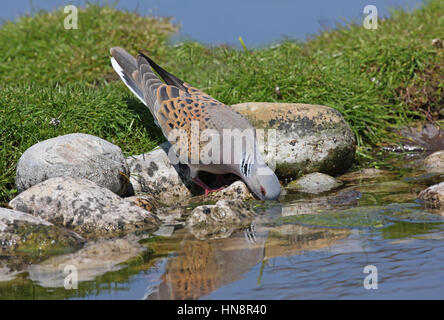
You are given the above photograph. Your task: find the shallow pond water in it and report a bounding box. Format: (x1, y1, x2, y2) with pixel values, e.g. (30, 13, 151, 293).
(1, 154, 443, 299)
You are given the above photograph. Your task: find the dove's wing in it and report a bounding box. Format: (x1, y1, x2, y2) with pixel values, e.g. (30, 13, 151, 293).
(111, 47, 256, 170)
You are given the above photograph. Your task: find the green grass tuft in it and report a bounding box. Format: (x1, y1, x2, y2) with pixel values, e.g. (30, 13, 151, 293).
(0, 1, 443, 202)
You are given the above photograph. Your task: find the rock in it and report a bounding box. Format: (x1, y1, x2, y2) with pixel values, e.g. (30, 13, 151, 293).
(127, 142, 195, 205)
(286, 172, 343, 194)
(16, 133, 130, 196)
(232, 103, 356, 178)
(9, 177, 160, 239)
(188, 199, 255, 228)
(28, 236, 147, 288)
(418, 182, 444, 211)
(423, 151, 444, 172)
(0, 207, 84, 258)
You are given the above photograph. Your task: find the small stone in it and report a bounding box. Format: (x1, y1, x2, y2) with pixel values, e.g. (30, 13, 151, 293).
(287, 172, 343, 194)
(9, 177, 160, 239)
(15, 133, 130, 196)
(418, 182, 444, 211)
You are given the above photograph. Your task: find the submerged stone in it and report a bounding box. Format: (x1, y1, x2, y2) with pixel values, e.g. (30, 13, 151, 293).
(281, 189, 361, 216)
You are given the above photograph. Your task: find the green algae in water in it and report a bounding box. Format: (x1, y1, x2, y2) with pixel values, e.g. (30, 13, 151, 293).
(382, 221, 443, 239)
(276, 206, 389, 229)
(276, 202, 444, 230)
(384, 203, 444, 223)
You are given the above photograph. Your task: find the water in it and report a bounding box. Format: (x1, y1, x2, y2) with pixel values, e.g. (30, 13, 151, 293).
(1, 0, 424, 47)
(1, 154, 444, 299)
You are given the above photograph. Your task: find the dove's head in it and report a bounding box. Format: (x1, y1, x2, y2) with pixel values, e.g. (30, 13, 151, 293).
(237, 153, 281, 200)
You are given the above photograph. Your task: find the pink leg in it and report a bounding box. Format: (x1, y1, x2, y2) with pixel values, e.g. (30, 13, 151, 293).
(192, 177, 226, 196)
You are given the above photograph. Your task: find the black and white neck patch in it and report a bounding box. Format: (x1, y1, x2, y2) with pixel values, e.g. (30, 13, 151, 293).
(240, 153, 253, 177)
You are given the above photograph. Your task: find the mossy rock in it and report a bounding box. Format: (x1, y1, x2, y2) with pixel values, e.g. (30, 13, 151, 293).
(0, 208, 84, 262)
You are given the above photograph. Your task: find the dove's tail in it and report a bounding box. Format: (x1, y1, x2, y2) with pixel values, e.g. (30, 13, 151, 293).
(110, 47, 162, 118)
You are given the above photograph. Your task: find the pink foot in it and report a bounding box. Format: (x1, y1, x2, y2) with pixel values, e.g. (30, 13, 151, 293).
(192, 177, 226, 196)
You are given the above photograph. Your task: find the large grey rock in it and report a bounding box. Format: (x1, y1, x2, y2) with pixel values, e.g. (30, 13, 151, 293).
(286, 172, 343, 194)
(232, 103, 356, 178)
(418, 182, 444, 212)
(9, 177, 160, 239)
(127, 142, 195, 205)
(0, 207, 84, 257)
(16, 133, 130, 196)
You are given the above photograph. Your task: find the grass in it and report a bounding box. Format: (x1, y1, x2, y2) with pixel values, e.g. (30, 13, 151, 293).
(0, 1, 443, 202)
